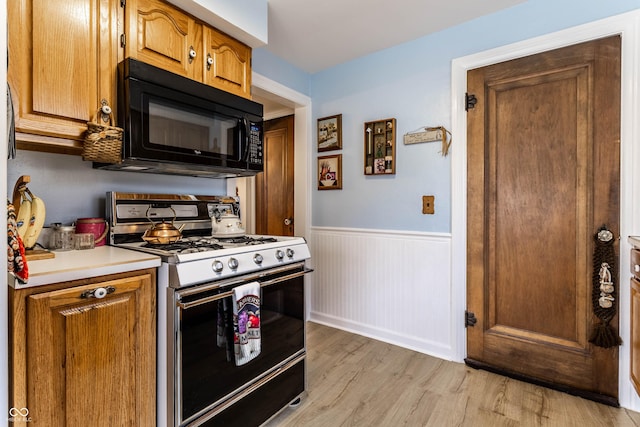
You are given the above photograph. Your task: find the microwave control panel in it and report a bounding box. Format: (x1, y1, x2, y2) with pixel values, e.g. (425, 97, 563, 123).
(248, 124, 263, 165)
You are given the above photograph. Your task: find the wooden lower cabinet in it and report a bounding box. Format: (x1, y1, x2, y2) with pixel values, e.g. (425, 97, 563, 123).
(9, 269, 156, 426)
(631, 276, 640, 395)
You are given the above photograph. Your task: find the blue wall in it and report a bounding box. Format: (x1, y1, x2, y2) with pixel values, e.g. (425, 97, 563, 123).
(9, 0, 640, 232)
(294, 0, 640, 233)
(7, 151, 227, 226)
(252, 48, 311, 96)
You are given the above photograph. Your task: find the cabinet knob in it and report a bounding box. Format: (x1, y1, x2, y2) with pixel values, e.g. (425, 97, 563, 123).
(284, 218, 293, 226)
(188, 46, 197, 63)
(81, 286, 115, 299)
(635, 264, 640, 273)
(206, 53, 214, 70)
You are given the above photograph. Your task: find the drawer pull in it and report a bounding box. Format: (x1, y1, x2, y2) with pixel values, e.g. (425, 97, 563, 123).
(635, 265, 640, 273)
(81, 286, 115, 299)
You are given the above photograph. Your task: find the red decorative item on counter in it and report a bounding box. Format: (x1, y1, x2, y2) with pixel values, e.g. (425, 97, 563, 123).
(7, 200, 28, 283)
(75, 218, 109, 246)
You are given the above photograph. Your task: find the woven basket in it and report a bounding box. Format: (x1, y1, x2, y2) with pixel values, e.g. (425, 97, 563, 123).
(82, 108, 123, 164)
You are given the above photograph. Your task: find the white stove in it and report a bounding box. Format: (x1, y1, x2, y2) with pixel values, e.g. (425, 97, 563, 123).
(106, 192, 312, 427)
(107, 192, 311, 287)
(117, 234, 311, 287)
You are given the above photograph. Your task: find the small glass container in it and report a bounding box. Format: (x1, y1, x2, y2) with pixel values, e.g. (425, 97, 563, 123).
(74, 233, 95, 250)
(50, 224, 75, 251)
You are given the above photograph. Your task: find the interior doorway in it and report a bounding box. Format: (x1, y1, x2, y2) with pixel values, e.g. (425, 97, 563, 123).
(255, 115, 295, 236)
(451, 11, 640, 410)
(466, 36, 621, 403)
(234, 73, 311, 239)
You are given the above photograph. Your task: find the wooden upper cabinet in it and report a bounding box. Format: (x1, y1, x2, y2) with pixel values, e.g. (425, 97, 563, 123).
(203, 26, 252, 99)
(8, 0, 123, 154)
(126, 0, 203, 81)
(126, 0, 252, 99)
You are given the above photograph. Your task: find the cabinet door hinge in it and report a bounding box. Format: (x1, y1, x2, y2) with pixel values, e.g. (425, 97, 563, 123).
(120, 34, 126, 48)
(120, 0, 126, 7)
(465, 310, 477, 327)
(465, 93, 477, 111)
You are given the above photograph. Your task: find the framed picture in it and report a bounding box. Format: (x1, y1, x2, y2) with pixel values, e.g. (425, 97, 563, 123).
(317, 114, 342, 152)
(318, 154, 342, 190)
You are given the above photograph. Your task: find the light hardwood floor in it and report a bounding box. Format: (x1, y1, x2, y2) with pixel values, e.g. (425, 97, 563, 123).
(265, 322, 640, 427)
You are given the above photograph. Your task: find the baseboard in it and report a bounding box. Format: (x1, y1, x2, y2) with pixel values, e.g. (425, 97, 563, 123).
(309, 312, 454, 361)
(464, 358, 620, 407)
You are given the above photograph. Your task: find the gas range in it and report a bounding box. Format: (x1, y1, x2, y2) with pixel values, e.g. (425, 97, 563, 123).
(107, 192, 311, 287)
(107, 192, 312, 426)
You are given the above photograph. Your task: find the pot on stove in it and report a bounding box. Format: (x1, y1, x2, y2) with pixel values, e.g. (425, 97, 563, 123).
(212, 210, 245, 237)
(142, 207, 185, 244)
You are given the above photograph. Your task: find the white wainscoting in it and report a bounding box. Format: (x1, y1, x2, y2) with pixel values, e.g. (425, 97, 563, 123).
(308, 227, 455, 360)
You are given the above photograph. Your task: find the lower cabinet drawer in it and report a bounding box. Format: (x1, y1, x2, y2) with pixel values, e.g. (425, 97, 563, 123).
(631, 249, 640, 277)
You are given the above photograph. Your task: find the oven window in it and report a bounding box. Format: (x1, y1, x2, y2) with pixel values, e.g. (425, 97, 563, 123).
(178, 275, 305, 423)
(147, 99, 237, 157)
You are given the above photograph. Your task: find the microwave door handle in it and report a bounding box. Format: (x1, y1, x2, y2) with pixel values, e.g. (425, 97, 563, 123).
(240, 117, 251, 163)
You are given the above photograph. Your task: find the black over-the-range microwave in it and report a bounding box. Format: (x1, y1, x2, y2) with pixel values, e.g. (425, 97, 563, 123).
(94, 58, 264, 178)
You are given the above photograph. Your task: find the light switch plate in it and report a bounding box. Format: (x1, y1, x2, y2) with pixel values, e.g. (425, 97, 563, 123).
(422, 195, 434, 214)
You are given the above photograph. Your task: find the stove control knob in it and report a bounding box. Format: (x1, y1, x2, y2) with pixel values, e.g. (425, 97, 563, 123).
(286, 248, 295, 258)
(212, 260, 224, 273)
(228, 257, 239, 270)
(275, 249, 285, 260)
(254, 254, 263, 265)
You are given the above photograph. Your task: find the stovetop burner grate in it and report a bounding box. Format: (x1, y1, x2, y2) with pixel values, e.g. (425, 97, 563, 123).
(140, 236, 280, 254)
(214, 236, 278, 245)
(143, 240, 224, 254)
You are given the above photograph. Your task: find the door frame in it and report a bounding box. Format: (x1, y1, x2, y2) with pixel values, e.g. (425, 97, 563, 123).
(232, 72, 312, 241)
(451, 11, 640, 409)
(235, 72, 314, 317)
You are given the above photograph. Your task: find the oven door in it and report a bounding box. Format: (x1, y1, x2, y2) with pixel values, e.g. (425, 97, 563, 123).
(172, 263, 310, 426)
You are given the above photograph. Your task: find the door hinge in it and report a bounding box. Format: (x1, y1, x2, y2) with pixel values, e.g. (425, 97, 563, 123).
(465, 310, 477, 327)
(120, 0, 126, 7)
(120, 34, 126, 48)
(465, 93, 477, 111)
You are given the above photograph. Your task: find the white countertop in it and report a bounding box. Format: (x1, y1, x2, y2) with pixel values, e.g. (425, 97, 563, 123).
(10, 245, 161, 289)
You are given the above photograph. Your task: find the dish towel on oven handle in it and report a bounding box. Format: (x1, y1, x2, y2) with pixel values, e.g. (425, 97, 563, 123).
(232, 281, 261, 366)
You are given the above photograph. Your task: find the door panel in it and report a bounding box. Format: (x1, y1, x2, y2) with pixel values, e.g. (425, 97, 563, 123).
(25, 274, 155, 425)
(256, 115, 295, 236)
(466, 36, 620, 400)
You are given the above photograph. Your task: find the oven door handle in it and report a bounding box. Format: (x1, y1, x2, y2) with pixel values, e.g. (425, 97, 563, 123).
(259, 269, 311, 288)
(176, 268, 313, 310)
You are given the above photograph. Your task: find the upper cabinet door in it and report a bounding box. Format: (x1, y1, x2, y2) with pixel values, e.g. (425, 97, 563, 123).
(8, 0, 122, 154)
(126, 0, 203, 82)
(203, 26, 252, 99)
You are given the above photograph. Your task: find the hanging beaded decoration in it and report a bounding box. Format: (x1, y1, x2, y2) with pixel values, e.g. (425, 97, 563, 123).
(589, 225, 622, 348)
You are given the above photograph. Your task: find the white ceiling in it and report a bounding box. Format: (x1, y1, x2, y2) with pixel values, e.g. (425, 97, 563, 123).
(263, 0, 526, 74)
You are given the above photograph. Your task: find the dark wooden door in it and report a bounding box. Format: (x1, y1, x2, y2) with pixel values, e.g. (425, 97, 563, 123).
(255, 115, 295, 236)
(466, 36, 621, 402)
